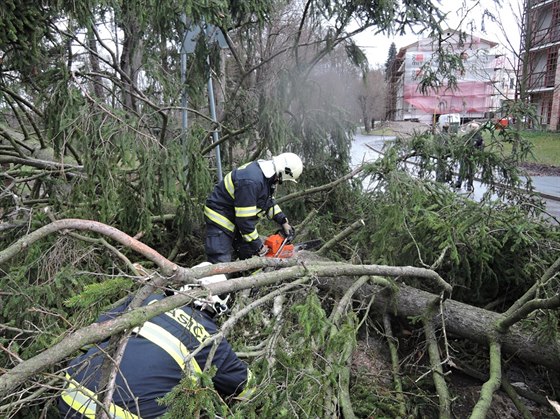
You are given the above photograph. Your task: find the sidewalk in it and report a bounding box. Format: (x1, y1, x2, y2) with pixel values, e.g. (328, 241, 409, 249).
(530, 176, 560, 200)
(531, 176, 560, 220)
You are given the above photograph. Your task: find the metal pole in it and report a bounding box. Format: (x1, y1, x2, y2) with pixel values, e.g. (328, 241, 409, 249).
(180, 14, 188, 140)
(204, 23, 223, 181)
(180, 15, 190, 179)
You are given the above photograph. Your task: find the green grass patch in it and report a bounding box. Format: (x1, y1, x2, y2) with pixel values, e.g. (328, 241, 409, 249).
(362, 127, 398, 136)
(493, 130, 560, 166)
(520, 130, 560, 166)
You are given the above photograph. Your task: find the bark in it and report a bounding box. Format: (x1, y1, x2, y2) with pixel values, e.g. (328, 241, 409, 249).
(321, 277, 560, 372)
(119, 3, 143, 114)
(86, 26, 105, 101)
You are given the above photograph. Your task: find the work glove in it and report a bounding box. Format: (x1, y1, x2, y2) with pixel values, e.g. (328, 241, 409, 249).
(282, 222, 295, 243)
(258, 244, 269, 257)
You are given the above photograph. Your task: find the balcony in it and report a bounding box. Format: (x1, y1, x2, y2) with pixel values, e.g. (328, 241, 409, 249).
(530, 26, 560, 49)
(529, 0, 558, 8)
(526, 70, 557, 90)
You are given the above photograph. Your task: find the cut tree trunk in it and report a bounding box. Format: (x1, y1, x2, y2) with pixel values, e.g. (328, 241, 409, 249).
(321, 276, 560, 371)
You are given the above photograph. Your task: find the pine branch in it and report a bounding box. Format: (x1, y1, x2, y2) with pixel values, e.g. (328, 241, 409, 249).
(317, 219, 365, 256)
(276, 164, 365, 205)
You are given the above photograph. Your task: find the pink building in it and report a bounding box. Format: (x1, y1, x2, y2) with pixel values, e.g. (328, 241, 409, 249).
(386, 29, 515, 125)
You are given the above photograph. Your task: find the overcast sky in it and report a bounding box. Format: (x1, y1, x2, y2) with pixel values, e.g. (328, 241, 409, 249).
(354, 0, 524, 68)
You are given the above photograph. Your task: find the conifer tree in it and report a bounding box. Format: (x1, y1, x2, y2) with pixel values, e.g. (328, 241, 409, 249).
(384, 41, 397, 80)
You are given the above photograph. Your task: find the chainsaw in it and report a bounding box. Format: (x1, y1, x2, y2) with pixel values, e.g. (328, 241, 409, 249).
(263, 232, 322, 258)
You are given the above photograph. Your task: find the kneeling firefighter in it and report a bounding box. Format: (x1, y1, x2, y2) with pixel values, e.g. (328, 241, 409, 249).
(58, 265, 254, 418)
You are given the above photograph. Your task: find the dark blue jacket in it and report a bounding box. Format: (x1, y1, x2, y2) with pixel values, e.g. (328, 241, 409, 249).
(204, 161, 287, 252)
(59, 294, 251, 418)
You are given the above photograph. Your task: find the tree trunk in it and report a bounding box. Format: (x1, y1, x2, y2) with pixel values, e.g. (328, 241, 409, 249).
(87, 26, 105, 101)
(321, 277, 560, 371)
(119, 3, 143, 114)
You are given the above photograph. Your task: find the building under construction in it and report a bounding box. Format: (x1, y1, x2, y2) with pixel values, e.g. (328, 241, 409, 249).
(385, 29, 515, 125)
(523, 0, 560, 130)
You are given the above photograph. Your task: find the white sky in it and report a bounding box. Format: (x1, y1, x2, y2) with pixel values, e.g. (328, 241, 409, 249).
(353, 0, 524, 68)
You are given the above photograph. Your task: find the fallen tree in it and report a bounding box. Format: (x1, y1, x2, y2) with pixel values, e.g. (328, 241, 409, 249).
(0, 220, 559, 418)
(321, 268, 560, 371)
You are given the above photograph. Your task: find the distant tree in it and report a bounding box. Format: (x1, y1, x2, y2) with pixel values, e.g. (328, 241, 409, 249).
(384, 42, 397, 80)
(358, 68, 386, 132)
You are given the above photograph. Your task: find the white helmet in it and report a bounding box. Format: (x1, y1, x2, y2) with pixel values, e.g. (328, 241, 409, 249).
(258, 152, 303, 182)
(272, 152, 303, 183)
(178, 262, 230, 315)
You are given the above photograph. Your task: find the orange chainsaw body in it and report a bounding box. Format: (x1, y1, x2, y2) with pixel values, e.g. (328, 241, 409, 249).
(264, 233, 294, 258)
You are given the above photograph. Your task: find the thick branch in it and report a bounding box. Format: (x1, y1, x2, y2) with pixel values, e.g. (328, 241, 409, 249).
(503, 254, 560, 318)
(0, 156, 83, 172)
(497, 294, 560, 333)
(423, 305, 451, 419)
(469, 339, 502, 419)
(0, 219, 178, 276)
(317, 219, 365, 257)
(383, 313, 407, 417)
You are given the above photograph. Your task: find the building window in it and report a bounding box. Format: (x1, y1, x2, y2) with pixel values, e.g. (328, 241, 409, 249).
(545, 49, 558, 88)
(539, 94, 553, 125)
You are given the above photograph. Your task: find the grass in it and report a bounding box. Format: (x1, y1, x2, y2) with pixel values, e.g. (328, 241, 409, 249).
(519, 130, 560, 167)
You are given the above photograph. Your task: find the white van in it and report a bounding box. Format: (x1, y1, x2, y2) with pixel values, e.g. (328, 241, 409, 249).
(438, 113, 461, 132)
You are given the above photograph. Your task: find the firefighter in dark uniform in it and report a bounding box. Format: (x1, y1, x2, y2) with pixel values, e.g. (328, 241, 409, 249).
(204, 152, 303, 263)
(58, 268, 254, 418)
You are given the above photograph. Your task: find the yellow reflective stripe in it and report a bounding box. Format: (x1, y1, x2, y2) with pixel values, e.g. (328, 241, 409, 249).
(238, 368, 256, 399)
(266, 205, 282, 218)
(235, 206, 258, 218)
(163, 308, 211, 344)
(242, 229, 259, 242)
(133, 322, 202, 374)
(237, 163, 250, 170)
(204, 206, 235, 232)
(61, 374, 139, 419)
(224, 172, 234, 199)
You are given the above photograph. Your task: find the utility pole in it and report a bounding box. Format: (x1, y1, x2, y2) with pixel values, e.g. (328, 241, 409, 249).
(180, 14, 189, 146)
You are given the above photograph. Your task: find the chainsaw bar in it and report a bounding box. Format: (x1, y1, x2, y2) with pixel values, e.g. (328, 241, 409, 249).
(294, 239, 322, 251)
